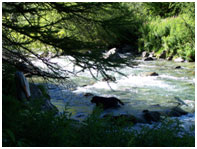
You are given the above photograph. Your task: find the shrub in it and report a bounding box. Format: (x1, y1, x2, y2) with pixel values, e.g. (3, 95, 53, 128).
(138, 14, 194, 61)
(2, 98, 195, 147)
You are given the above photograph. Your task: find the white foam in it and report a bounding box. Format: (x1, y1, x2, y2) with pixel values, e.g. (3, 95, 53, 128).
(160, 75, 189, 81)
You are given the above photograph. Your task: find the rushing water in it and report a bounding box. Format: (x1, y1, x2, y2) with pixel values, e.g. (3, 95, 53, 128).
(32, 56, 195, 132)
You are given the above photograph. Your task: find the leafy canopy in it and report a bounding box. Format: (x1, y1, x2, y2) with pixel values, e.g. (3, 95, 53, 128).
(2, 2, 141, 79)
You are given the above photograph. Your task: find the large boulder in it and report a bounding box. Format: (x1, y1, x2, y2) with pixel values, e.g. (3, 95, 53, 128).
(143, 57, 154, 61)
(91, 96, 124, 109)
(142, 110, 161, 123)
(29, 83, 58, 112)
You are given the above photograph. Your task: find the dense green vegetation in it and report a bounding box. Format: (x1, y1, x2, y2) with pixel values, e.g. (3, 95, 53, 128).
(2, 94, 195, 147)
(139, 2, 195, 61)
(2, 2, 195, 147)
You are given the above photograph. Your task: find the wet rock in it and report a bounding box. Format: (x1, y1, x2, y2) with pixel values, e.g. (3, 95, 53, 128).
(158, 50, 167, 59)
(174, 57, 185, 62)
(142, 110, 161, 123)
(167, 55, 173, 61)
(142, 51, 149, 58)
(103, 48, 121, 60)
(145, 72, 159, 76)
(91, 96, 124, 109)
(175, 66, 182, 69)
(166, 107, 188, 117)
(84, 93, 94, 97)
(30, 83, 58, 113)
(143, 57, 154, 61)
(109, 53, 122, 60)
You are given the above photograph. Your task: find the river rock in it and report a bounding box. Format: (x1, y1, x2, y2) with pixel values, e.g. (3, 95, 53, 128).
(103, 48, 121, 60)
(158, 50, 167, 59)
(142, 51, 149, 57)
(143, 57, 154, 61)
(175, 66, 182, 69)
(165, 107, 188, 117)
(174, 57, 185, 62)
(91, 96, 124, 109)
(142, 110, 161, 123)
(84, 93, 94, 97)
(145, 72, 159, 76)
(29, 83, 58, 113)
(167, 55, 173, 61)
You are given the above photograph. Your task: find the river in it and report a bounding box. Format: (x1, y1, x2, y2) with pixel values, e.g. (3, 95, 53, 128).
(32, 56, 195, 134)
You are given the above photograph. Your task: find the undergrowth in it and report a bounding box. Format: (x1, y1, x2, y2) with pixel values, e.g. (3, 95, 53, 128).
(2, 95, 195, 147)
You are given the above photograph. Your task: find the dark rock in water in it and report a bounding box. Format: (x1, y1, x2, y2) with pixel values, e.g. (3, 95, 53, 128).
(166, 107, 188, 117)
(142, 110, 161, 123)
(91, 96, 124, 109)
(30, 83, 58, 113)
(81, 84, 88, 87)
(84, 93, 94, 97)
(145, 72, 159, 76)
(143, 57, 154, 61)
(175, 66, 181, 69)
(109, 53, 122, 60)
(142, 51, 149, 58)
(158, 50, 166, 59)
(167, 55, 173, 61)
(103, 114, 138, 125)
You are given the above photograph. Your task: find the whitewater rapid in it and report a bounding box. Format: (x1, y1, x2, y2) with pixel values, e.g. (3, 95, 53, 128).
(31, 56, 195, 134)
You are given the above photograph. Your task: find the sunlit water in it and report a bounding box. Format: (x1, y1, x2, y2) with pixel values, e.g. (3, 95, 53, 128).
(32, 56, 195, 133)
